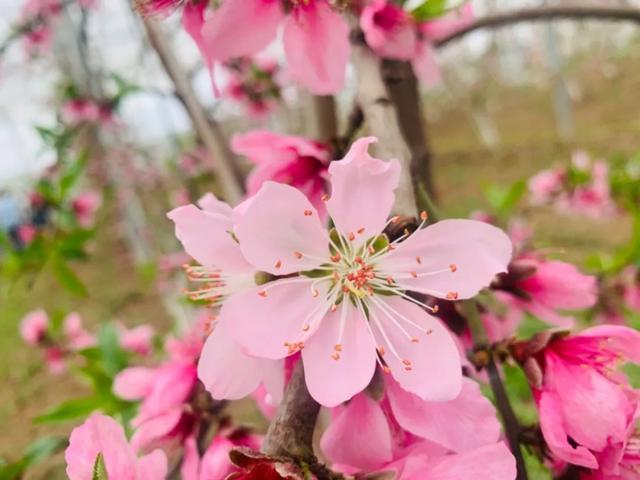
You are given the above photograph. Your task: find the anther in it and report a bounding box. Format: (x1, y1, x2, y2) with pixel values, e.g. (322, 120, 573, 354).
(391, 215, 400, 223)
(331, 353, 340, 361)
(258, 290, 267, 298)
(410, 271, 418, 278)
(368, 245, 375, 254)
(321, 193, 330, 202)
(420, 211, 428, 221)
(348, 232, 356, 241)
(334, 344, 343, 352)
(330, 253, 341, 262)
(386, 276, 394, 285)
(330, 304, 338, 312)
(446, 291, 459, 300)
(377, 346, 386, 356)
(302, 324, 310, 332)
(426, 329, 433, 335)
(402, 359, 412, 366)
(274, 260, 282, 269)
(293, 251, 303, 259)
(411, 337, 420, 343)
(357, 227, 365, 235)
(449, 264, 457, 272)
(432, 305, 440, 314)
(382, 366, 391, 374)
(404, 228, 410, 236)
(304, 210, 313, 216)
(312, 288, 319, 298)
(416, 256, 422, 264)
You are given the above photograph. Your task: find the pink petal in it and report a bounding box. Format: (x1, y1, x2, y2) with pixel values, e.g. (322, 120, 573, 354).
(113, 367, 156, 401)
(180, 436, 200, 480)
(525, 300, 575, 328)
(20, 309, 48, 345)
(378, 219, 512, 300)
(197, 192, 233, 217)
(386, 377, 501, 452)
(545, 353, 629, 451)
(131, 407, 184, 452)
(416, 442, 516, 480)
(197, 317, 265, 400)
(370, 296, 462, 401)
(226, 278, 330, 359)
(282, 0, 350, 94)
(360, 0, 417, 60)
(65, 413, 138, 480)
(201, 0, 283, 62)
(167, 204, 252, 272)
(137, 449, 168, 480)
(234, 182, 329, 275)
(320, 393, 393, 472)
(231, 130, 328, 166)
(302, 302, 377, 407)
(411, 41, 442, 87)
(538, 390, 599, 468)
(578, 325, 640, 363)
(326, 137, 400, 247)
(261, 359, 286, 405)
(419, 3, 474, 42)
(200, 436, 237, 480)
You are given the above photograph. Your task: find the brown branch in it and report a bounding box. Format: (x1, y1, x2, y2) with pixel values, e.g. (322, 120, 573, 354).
(311, 95, 338, 142)
(143, 19, 244, 205)
(435, 6, 640, 48)
(381, 59, 436, 202)
(262, 361, 320, 461)
(487, 356, 528, 480)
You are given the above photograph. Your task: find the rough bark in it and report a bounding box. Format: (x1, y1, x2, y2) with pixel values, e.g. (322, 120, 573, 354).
(382, 59, 436, 201)
(262, 361, 320, 461)
(436, 6, 640, 48)
(351, 38, 418, 218)
(143, 19, 244, 205)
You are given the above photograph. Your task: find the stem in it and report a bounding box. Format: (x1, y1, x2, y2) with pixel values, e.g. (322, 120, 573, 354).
(351, 33, 417, 218)
(311, 95, 338, 142)
(262, 361, 320, 461)
(436, 6, 640, 48)
(143, 19, 244, 205)
(381, 59, 436, 202)
(487, 356, 529, 480)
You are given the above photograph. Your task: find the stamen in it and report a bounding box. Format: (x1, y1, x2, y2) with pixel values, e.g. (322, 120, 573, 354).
(293, 251, 304, 259)
(420, 210, 428, 221)
(321, 193, 330, 202)
(449, 264, 457, 272)
(274, 260, 282, 269)
(446, 292, 459, 300)
(416, 256, 422, 264)
(258, 290, 267, 297)
(348, 232, 356, 241)
(357, 227, 365, 235)
(304, 210, 313, 216)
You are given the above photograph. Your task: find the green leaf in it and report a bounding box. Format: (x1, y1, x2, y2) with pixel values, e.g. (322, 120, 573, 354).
(59, 149, 90, 198)
(483, 180, 526, 218)
(98, 323, 128, 376)
(23, 436, 67, 465)
(411, 0, 449, 21)
(51, 255, 88, 297)
(35, 397, 102, 424)
(92, 453, 109, 480)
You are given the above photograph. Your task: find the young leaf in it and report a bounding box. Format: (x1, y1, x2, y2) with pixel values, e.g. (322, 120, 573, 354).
(92, 453, 109, 480)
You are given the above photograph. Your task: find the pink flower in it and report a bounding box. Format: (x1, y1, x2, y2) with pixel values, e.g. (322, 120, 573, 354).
(528, 168, 564, 205)
(71, 191, 102, 228)
(20, 309, 49, 346)
(360, 0, 417, 61)
(623, 267, 640, 312)
(320, 381, 515, 479)
(114, 360, 198, 451)
(119, 324, 155, 356)
(65, 413, 167, 480)
(44, 346, 67, 374)
(585, 420, 640, 480)
(496, 256, 597, 328)
(172, 136, 511, 407)
(360, 1, 473, 87)
(196, 0, 350, 94)
(531, 326, 640, 469)
(231, 130, 331, 217)
(17, 224, 37, 246)
(61, 99, 101, 125)
(64, 313, 96, 350)
(181, 431, 262, 480)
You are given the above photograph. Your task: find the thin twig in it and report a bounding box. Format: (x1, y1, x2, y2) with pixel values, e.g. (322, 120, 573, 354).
(436, 6, 640, 48)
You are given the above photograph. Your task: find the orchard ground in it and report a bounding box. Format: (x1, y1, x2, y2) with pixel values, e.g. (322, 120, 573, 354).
(2, 57, 638, 478)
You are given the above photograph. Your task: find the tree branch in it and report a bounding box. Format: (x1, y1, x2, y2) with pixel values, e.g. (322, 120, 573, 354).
(435, 6, 640, 48)
(143, 19, 244, 205)
(311, 95, 338, 142)
(351, 33, 418, 218)
(262, 361, 319, 461)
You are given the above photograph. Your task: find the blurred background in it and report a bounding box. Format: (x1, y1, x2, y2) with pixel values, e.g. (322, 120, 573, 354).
(1, 0, 640, 477)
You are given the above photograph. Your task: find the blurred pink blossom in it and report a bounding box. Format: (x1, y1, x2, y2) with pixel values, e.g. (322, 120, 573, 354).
(64, 312, 96, 350)
(71, 191, 102, 228)
(20, 309, 49, 346)
(118, 324, 155, 356)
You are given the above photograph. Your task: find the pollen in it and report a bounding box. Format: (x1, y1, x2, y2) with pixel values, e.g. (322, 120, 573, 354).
(293, 251, 304, 259)
(274, 260, 282, 269)
(449, 264, 458, 272)
(446, 291, 459, 300)
(304, 210, 313, 216)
